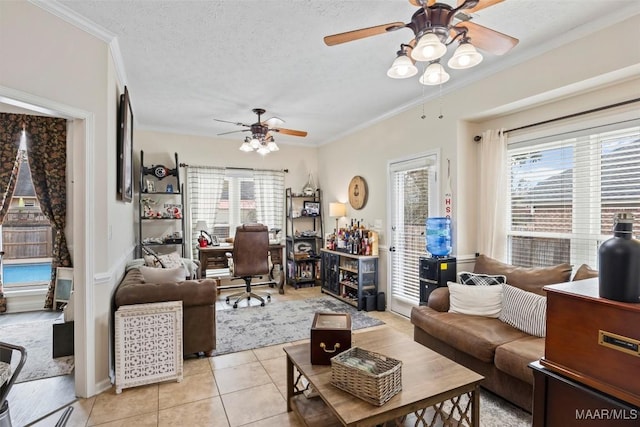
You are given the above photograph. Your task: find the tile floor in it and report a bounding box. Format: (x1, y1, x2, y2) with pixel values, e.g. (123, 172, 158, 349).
(32, 285, 413, 427)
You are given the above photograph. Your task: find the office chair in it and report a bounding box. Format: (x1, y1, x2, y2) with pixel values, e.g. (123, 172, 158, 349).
(225, 223, 272, 308)
(0, 342, 27, 427)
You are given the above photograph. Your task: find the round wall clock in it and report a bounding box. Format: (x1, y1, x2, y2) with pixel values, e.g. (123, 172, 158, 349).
(348, 175, 368, 210)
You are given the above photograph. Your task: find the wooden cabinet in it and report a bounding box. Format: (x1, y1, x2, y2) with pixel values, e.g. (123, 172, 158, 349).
(320, 249, 378, 310)
(285, 188, 323, 288)
(138, 151, 185, 257)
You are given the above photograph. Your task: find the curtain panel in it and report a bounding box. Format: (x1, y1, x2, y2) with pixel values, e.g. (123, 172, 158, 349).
(477, 129, 508, 261)
(22, 115, 71, 309)
(187, 166, 225, 258)
(253, 169, 284, 232)
(0, 114, 23, 223)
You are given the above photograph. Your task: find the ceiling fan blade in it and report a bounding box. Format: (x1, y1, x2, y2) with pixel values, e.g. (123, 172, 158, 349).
(454, 21, 518, 55)
(213, 118, 250, 127)
(457, 0, 504, 13)
(217, 129, 250, 136)
(324, 22, 406, 46)
(272, 128, 308, 137)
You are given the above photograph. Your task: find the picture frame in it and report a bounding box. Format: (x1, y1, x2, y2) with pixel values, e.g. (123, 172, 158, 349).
(211, 235, 219, 246)
(117, 86, 134, 202)
(54, 267, 74, 308)
(303, 201, 320, 216)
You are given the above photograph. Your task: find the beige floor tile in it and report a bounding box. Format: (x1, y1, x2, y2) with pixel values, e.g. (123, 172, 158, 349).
(260, 356, 287, 387)
(252, 342, 288, 361)
(90, 412, 158, 426)
(158, 396, 228, 427)
(31, 397, 95, 427)
(159, 371, 219, 410)
(242, 411, 305, 427)
(210, 349, 258, 370)
(183, 356, 214, 377)
(221, 383, 287, 427)
(87, 385, 158, 426)
(214, 361, 273, 394)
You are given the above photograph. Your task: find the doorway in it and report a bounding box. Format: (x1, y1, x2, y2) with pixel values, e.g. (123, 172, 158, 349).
(388, 152, 439, 317)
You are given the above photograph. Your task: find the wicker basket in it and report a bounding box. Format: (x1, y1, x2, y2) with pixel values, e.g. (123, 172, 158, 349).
(330, 346, 402, 406)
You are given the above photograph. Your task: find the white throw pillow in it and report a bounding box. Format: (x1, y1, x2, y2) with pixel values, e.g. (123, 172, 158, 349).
(139, 266, 186, 283)
(499, 284, 547, 337)
(447, 282, 503, 318)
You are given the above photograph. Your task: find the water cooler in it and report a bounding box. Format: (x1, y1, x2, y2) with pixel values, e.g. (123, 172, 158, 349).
(419, 256, 456, 305)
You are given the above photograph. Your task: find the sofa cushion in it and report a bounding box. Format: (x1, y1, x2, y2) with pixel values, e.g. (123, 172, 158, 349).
(499, 284, 547, 337)
(411, 306, 528, 363)
(473, 254, 571, 295)
(447, 282, 503, 318)
(459, 271, 506, 286)
(572, 264, 598, 281)
(494, 336, 545, 385)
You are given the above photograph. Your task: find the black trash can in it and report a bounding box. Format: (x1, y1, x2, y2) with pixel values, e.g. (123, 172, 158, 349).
(365, 294, 377, 312)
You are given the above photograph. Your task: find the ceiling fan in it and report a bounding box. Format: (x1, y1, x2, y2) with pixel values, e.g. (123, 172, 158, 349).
(214, 108, 308, 154)
(324, 0, 519, 84)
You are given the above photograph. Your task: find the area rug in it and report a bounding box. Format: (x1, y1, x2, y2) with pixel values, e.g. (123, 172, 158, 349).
(1, 320, 74, 383)
(213, 296, 385, 356)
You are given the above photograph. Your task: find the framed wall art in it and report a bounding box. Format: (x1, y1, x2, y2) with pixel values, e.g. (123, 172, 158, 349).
(117, 86, 134, 202)
(303, 201, 320, 216)
(54, 267, 74, 308)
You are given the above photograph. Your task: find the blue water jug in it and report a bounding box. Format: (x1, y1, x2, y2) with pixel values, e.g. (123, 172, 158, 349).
(426, 217, 452, 256)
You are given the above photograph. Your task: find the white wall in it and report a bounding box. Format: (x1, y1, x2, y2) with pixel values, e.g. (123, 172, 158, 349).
(0, 1, 135, 397)
(317, 14, 640, 297)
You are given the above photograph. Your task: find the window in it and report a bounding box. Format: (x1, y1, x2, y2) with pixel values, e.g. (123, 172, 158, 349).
(213, 174, 258, 238)
(1, 138, 53, 289)
(507, 122, 640, 268)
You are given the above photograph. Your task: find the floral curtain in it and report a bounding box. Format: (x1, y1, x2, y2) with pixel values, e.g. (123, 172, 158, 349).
(0, 114, 23, 223)
(21, 115, 72, 309)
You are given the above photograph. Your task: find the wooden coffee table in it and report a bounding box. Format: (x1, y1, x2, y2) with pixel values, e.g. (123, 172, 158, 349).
(285, 327, 483, 426)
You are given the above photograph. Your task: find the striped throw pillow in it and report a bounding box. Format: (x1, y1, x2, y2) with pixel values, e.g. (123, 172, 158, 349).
(499, 284, 547, 337)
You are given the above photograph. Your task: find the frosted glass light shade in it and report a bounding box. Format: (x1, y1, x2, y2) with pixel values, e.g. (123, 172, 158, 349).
(239, 141, 253, 152)
(412, 33, 447, 62)
(448, 42, 483, 69)
(250, 138, 261, 149)
(419, 62, 450, 85)
(257, 145, 270, 155)
(267, 140, 279, 151)
(387, 54, 418, 79)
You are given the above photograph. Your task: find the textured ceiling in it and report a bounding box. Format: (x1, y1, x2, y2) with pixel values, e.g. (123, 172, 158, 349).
(39, 1, 640, 146)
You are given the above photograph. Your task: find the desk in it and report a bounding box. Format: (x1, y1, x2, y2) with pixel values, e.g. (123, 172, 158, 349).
(198, 244, 284, 294)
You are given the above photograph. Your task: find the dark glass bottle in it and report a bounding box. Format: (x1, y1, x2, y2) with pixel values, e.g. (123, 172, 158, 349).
(598, 213, 640, 302)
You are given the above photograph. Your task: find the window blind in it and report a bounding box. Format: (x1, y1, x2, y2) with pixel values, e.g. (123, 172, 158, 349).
(507, 120, 640, 268)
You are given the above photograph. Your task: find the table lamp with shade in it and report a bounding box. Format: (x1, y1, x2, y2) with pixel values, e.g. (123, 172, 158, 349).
(329, 202, 347, 233)
(195, 220, 212, 247)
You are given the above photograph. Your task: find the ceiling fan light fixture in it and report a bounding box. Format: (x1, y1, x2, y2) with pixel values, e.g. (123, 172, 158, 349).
(387, 53, 418, 79)
(265, 117, 284, 128)
(267, 140, 279, 151)
(412, 33, 447, 62)
(239, 140, 253, 152)
(250, 138, 261, 149)
(256, 145, 270, 155)
(419, 62, 450, 85)
(447, 42, 483, 69)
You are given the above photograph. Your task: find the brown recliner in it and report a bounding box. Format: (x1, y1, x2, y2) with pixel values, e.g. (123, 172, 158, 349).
(225, 223, 271, 308)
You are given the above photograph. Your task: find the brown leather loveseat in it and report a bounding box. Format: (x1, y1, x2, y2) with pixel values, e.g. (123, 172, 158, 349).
(410, 255, 581, 412)
(114, 267, 219, 356)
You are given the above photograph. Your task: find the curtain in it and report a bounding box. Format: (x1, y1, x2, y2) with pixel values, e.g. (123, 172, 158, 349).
(0, 114, 24, 223)
(23, 115, 71, 309)
(187, 166, 225, 258)
(253, 169, 284, 231)
(477, 129, 508, 261)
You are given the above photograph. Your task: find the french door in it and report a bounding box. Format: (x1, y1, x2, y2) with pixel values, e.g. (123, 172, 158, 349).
(388, 153, 438, 317)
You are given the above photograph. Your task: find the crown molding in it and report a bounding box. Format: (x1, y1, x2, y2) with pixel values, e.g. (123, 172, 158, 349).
(29, 0, 128, 86)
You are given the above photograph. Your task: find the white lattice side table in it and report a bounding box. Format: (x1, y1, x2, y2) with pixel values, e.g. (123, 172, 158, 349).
(115, 301, 183, 394)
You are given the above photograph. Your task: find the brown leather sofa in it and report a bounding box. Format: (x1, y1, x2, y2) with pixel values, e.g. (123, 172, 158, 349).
(410, 255, 576, 412)
(114, 267, 219, 356)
